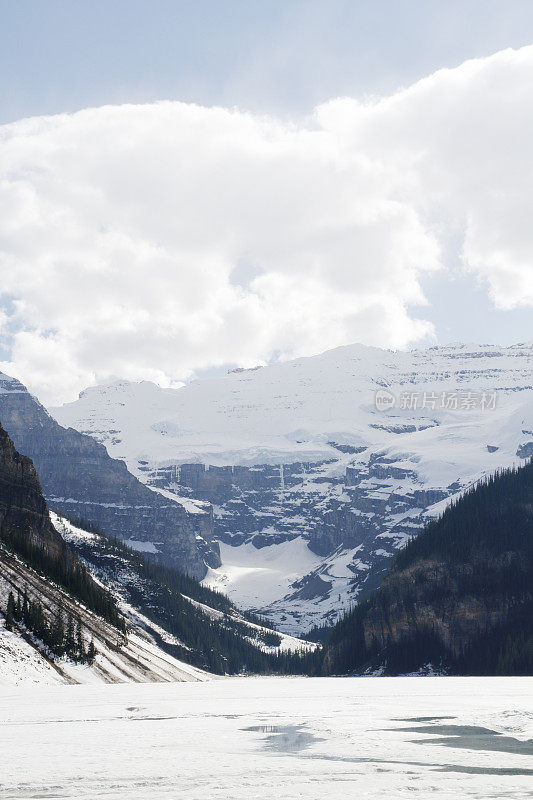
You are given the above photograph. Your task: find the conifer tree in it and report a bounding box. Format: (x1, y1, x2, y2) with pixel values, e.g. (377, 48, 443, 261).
(33, 601, 46, 640)
(52, 606, 65, 654)
(65, 614, 76, 657)
(76, 617, 84, 661)
(5, 591, 15, 631)
(87, 638, 97, 664)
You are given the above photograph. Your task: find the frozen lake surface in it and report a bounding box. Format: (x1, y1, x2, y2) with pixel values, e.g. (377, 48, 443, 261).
(1, 676, 532, 799)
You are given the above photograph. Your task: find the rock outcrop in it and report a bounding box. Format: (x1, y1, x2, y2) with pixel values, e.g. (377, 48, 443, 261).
(0, 421, 67, 562)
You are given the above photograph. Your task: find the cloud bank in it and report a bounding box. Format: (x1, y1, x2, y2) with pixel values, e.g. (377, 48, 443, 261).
(1, 46, 532, 404)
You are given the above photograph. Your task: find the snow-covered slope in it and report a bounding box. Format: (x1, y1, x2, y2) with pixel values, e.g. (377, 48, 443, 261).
(0, 620, 66, 685)
(0, 543, 209, 686)
(1, 510, 313, 687)
(51, 342, 533, 632)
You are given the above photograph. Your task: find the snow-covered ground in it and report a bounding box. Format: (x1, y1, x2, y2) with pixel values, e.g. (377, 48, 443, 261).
(0, 517, 210, 686)
(204, 537, 323, 609)
(204, 538, 367, 631)
(0, 676, 531, 799)
(0, 620, 65, 686)
(0, 607, 208, 687)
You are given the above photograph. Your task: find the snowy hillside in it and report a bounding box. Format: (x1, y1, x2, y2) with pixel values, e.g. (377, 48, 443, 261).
(0, 509, 313, 687)
(53, 515, 315, 664)
(51, 342, 533, 632)
(0, 542, 209, 686)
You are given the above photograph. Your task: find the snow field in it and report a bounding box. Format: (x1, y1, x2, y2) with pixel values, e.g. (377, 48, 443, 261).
(0, 676, 531, 799)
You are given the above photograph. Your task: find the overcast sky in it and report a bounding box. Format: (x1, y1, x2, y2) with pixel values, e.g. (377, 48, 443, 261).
(1, 1, 532, 404)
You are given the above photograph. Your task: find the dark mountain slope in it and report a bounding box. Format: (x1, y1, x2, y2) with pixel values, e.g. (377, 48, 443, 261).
(0, 420, 123, 628)
(0, 420, 138, 677)
(321, 460, 533, 676)
(0, 421, 65, 560)
(0, 372, 219, 578)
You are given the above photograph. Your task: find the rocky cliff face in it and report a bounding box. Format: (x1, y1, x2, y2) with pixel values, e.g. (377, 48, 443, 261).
(0, 374, 218, 578)
(0, 422, 67, 562)
(51, 342, 533, 632)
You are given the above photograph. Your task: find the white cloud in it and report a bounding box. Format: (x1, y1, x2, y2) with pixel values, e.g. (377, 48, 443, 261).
(1, 45, 532, 404)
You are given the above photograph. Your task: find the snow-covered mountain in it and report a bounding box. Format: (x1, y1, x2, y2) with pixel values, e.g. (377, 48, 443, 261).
(0, 371, 219, 577)
(51, 342, 533, 633)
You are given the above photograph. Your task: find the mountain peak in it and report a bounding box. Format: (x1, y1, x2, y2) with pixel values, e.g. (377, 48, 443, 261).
(78, 379, 161, 401)
(0, 372, 29, 395)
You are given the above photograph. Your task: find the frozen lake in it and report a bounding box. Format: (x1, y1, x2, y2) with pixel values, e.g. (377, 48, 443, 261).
(1, 676, 531, 799)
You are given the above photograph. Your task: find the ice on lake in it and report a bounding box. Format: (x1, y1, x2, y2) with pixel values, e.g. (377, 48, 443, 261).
(1, 676, 532, 799)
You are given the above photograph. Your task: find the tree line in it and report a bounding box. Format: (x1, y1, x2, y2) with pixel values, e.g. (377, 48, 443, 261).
(4, 588, 97, 663)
